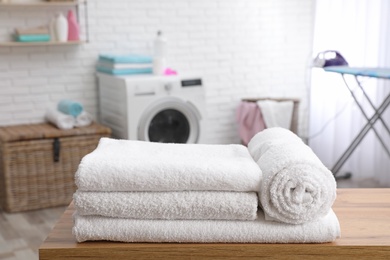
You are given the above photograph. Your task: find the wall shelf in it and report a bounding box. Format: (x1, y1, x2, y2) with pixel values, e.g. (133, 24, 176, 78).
(0, 40, 84, 47)
(0, 0, 89, 45)
(0, 1, 84, 7)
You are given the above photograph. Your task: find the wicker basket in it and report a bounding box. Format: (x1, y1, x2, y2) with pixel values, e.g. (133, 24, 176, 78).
(241, 97, 300, 134)
(0, 123, 111, 212)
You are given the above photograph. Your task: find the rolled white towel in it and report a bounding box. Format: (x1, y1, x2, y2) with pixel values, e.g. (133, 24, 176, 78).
(75, 111, 93, 127)
(74, 191, 258, 221)
(248, 127, 302, 162)
(45, 109, 74, 130)
(73, 209, 340, 243)
(248, 127, 337, 224)
(76, 138, 262, 192)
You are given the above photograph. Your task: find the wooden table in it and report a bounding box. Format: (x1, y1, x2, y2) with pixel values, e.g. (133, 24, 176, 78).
(39, 189, 390, 259)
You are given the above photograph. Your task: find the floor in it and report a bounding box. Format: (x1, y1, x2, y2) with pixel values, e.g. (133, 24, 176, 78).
(0, 178, 386, 260)
(0, 206, 66, 260)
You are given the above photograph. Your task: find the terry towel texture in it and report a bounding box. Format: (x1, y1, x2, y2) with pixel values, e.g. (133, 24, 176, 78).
(74, 191, 258, 220)
(248, 128, 337, 224)
(73, 132, 340, 244)
(73, 209, 340, 243)
(75, 138, 262, 192)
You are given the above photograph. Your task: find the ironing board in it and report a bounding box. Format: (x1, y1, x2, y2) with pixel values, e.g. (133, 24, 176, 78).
(324, 66, 390, 178)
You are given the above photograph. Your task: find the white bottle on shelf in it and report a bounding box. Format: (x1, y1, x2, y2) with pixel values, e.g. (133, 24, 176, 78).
(153, 31, 167, 75)
(55, 13, 68, 42)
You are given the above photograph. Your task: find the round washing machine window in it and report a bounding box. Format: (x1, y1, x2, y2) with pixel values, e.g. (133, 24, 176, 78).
(148, 109, 190, 143)
(138, 97, 201, 143)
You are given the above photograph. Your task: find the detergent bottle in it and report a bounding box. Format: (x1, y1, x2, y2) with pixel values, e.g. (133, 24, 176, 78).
(153, 31, 167, 75)
(67, 10, 80, 41)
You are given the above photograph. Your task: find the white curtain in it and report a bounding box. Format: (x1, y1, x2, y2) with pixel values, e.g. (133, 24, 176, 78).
(309, 0, 390, 186)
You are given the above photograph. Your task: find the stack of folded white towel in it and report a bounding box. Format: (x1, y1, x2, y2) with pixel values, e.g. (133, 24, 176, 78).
(73, 128, 340, 243)
(45, 99, 93, 130)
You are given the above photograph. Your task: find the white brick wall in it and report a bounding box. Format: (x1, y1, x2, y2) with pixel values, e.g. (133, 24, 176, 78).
(0, 0, 314, 143)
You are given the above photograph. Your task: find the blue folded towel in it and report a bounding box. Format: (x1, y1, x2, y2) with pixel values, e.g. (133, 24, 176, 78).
(96, 67, 153, 75)
(57, 100, 83, 118)
(98, 54, 153, 64)
(16, 34, 51, 42)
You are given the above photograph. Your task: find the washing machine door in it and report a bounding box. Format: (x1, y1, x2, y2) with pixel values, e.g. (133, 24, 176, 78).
(138, 97, 201, 143)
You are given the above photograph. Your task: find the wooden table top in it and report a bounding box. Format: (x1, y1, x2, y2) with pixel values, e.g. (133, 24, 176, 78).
(39, 188, 390, 259)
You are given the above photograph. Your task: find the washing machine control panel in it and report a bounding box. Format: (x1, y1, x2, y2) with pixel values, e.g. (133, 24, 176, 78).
(181, 78, 202, 87)
(163, 77, 202, 94)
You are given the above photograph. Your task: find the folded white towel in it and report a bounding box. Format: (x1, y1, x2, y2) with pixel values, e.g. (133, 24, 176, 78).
(74, 191, 258, 220)
(75, 138, 262, 192)
(75, 111, 93, 127)
(73, 209, 340, 243)
(256, 100, 294, 129)
(248, 128, 337, 224)
(45, 109, 74, 130)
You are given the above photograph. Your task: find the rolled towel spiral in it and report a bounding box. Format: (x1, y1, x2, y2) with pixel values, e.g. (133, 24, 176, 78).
(248, 127, 337, 224)
(57, 99, 83, 117)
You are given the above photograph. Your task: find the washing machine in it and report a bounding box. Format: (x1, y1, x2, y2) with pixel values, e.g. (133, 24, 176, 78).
(97, 74, 206, 143)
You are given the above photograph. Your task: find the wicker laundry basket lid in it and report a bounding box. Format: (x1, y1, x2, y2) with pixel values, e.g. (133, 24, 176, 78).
(0, 122, 111, 142)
